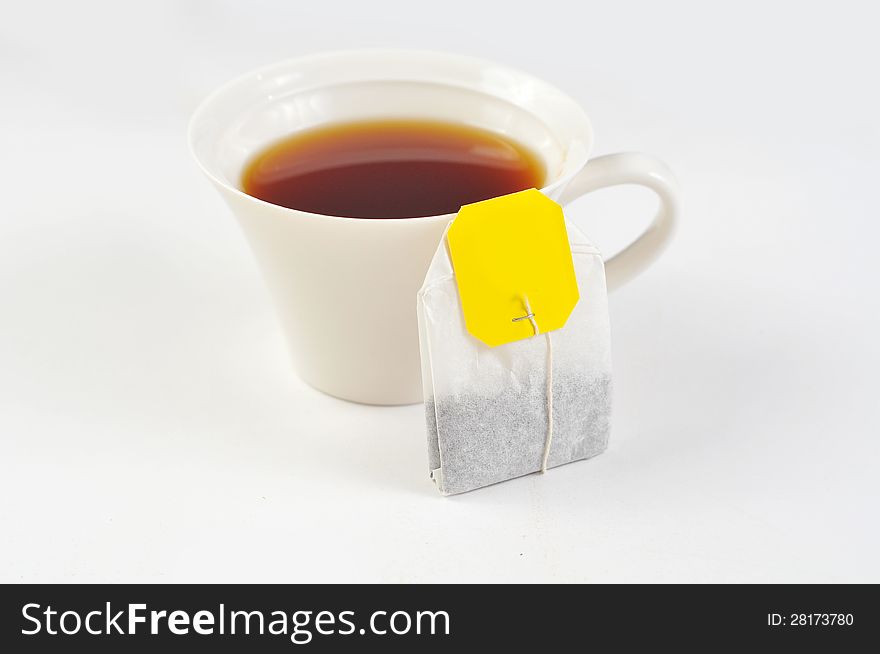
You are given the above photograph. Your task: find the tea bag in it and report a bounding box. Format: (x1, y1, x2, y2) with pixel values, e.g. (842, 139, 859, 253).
(417, 190, 612, 495)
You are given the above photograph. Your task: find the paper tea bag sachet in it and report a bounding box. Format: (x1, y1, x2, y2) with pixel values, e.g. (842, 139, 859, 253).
(417, 189, 612, 495)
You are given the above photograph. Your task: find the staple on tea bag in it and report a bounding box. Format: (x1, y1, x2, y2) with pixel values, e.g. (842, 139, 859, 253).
(418, 192, 612, 496)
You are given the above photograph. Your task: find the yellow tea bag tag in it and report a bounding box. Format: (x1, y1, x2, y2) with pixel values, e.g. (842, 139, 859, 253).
(446, 189, 579, 347)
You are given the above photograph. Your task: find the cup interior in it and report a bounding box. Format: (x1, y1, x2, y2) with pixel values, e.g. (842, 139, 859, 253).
(189, 51, 593, 217)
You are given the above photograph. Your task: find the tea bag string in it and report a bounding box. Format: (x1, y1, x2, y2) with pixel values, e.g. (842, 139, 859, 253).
(515, 297, 554, 473)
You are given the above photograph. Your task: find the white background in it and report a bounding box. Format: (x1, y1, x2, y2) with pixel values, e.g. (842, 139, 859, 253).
(2, 0, 878, 583)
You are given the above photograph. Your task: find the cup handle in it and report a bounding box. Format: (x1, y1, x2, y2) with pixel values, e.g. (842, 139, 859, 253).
(559, 152, 680, 291)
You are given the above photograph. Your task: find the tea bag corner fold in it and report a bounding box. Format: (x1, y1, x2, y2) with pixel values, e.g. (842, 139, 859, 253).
(417, 191, 613, 496)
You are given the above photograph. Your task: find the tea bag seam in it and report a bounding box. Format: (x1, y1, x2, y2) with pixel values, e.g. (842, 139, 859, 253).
(417, 290, 447, 494)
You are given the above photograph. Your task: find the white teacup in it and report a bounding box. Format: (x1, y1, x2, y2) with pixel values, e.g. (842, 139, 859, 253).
(189, 50, 679, 405)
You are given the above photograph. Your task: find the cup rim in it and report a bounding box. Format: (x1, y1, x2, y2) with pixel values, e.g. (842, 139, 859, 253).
(188, 49, 593, 223)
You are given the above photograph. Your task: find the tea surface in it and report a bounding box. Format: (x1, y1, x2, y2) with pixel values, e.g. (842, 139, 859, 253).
(241, 119, 545, 219)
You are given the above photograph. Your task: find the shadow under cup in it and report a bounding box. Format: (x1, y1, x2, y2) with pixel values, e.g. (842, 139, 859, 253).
(189, 51, 593, 405)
